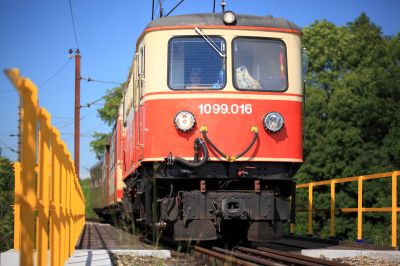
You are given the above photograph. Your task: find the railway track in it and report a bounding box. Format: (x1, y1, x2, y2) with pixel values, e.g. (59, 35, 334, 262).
(77, 222, 115, 249)
(194, 245, 350, 266)
(77, 222, 145, 250)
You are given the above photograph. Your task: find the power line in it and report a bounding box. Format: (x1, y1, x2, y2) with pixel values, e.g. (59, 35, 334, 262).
(52, 115, 74, 120)
(80, 89, 122, 108)
(82, 123, 103, 135)
(68, 0, 80, 49)
(0, 139, 17, 154)
(80, 76, 121, 85)
(0, 89, 15, 95)
(61, 133, 95, 137)
(39, 58, 72, 86)
(80, 95, 106, 108)
(0, 146, 17, 154)
(58, 121, 75, 129)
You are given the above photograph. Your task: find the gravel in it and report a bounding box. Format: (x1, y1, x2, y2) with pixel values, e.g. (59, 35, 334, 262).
(111, 253, 209, 266)
(112, 252, 400, 265)
(325, 256, 400, 266)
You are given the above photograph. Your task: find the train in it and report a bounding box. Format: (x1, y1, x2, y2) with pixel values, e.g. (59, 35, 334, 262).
(90, 9, 305, 243)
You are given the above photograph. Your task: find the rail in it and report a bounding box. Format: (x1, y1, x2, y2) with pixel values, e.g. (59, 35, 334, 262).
(6, 69, 86, 266)
(290, 171, 399, 248)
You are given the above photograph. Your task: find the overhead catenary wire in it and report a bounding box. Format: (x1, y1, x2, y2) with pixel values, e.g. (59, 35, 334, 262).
(56, 107, 98, 129)
(38, 58, 72, 86)
(61, 133, 96, 137)
(80, 76, 121, 85)
(80, 96, 105, 108)
(81, 123, 104, 135)
(0, 89, 15, 95)
(68, 0, 80, 49)
(57, 120, 75, 129)
(80, 89, 122, 108)
(0, 139, 17, 154)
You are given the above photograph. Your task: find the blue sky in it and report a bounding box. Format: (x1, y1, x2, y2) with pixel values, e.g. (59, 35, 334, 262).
(0, 0, 399, 178)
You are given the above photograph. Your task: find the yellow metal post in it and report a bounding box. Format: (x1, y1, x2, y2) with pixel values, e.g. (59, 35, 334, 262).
(69, 166, 73, 255)
(13, 162, 21, 251)
(6, 69, 39, 266)
(59, 146, 65, 265)
(67, 164, 72, 257)
(60, 143, 68, 264)
(36, 109, 51, 266)
(357, 176, 364, 241)
(392, 171, 398, 248)
(50, 129, 61, 266)
(67, 164, 71, 258)
(330, 180, 336, 238)
(308, 183, 313, 235)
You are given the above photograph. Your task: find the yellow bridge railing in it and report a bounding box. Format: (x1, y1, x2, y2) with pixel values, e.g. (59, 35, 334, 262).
(6, 69, 85, 266)
(290, 171, 399, 248)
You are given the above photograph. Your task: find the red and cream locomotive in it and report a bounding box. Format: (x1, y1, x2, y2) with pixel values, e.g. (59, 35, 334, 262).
(91, 10, 304, 242)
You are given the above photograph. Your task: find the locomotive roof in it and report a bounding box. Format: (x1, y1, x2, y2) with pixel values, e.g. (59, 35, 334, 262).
(145, 13, 300, 31)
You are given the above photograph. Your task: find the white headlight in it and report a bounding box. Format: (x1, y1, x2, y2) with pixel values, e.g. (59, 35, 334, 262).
(263, 112, 284, 133)
(174, 111, 196, 132)
(222, 11, 236, 25)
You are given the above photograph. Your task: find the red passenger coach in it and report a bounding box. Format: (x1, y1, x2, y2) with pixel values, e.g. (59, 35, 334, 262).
(91, 113, 124, 220)
(91, 12, 305, 242)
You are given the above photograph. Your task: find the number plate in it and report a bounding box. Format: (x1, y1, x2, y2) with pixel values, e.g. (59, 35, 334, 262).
(197, 104, 253, 115)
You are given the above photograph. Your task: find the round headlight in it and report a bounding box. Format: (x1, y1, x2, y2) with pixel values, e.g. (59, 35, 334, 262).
(174, 111, 196, 132)
(263, 112, 284, 133)
(222, 11, 236, 25)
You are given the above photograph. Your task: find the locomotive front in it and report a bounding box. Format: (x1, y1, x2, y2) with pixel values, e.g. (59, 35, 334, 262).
(122, 13, 304, 242)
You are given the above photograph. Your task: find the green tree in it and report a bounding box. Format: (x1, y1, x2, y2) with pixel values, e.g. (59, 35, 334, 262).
(90, 83, 124, 159)
(80, 178, 97, 219)
(0, 156, 14, 252)
(90, 132, 111, 160)
(296, 13, 400, 245)
(97, 84, 124, 126)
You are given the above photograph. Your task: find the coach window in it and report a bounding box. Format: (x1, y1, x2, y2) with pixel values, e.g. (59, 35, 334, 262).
(139, 45, 145, 78)
(168, 37, 225, 90)
(233, 38, 287, 91)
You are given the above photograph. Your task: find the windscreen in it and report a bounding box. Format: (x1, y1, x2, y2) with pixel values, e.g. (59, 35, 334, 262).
(233, 38, 287, 91)
(168, 37, 225, 90)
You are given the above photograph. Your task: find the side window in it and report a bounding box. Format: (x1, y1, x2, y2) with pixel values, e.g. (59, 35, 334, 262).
(133, 53, 139, 108)
(168, 37, 225, 90)
(139, 44, 145, 79)
(138, 44, 145, 98)
(109, 130, 116, 169)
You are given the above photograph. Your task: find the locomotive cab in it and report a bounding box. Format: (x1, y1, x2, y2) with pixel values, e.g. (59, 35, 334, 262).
(117, 13, 303, 242)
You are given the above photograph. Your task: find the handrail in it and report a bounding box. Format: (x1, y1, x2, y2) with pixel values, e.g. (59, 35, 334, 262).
(291, 171, 399, 248)
(6, 68, 86, 266)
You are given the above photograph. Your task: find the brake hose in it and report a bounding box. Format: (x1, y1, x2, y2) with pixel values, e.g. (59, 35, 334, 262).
(200, 125, 258, 162)
(170, 138, 209, 168)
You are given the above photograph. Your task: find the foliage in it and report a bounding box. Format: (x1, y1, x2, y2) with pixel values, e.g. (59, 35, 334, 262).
(0, 156, 14, 252)
(296, 13, 400, 245)
(97, 84, 124, 126)
(89, 83, 124, 159)
(80, 178, 97, 219)
(90, 132, 111, 160)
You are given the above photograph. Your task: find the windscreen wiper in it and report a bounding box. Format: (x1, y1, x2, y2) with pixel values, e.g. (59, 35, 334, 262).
(194, 27, 226, 58)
